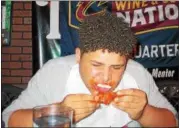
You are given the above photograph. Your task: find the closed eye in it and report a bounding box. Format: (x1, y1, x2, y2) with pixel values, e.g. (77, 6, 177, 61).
(112, 65, 124, 70)
(92, 63, 102, 67)
(91, 60, 103, 67)
(113, 67, 121, 70)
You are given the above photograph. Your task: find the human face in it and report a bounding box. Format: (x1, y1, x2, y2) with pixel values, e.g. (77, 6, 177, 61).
(75, 48, 128, 95)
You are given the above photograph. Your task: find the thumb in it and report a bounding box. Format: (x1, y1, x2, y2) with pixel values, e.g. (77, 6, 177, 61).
(93, 90, 99, 96)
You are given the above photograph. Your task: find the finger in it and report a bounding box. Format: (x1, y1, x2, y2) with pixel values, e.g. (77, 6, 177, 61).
(74, 110, 96, 123)
(112, 101, 140, 109)
(111, 104, 142, 121)
(114, 95, 140, 103)
(116, 89, 144, 97)
(72, 100, 100, 109)
(94, 95, 100, 102)
(112, 102, 134, 115)
(74, 106, 99, 115)
(73, 104, 100, 122)
(93, 90, 99, 96)
(68, 94, 95, 101)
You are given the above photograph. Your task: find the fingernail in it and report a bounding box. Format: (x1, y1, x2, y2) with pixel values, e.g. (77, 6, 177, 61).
(94, 91, 99, 95)
(96, 103, 100, 108)
(114, 98, 118, 102)
(94, 96, 99, 102)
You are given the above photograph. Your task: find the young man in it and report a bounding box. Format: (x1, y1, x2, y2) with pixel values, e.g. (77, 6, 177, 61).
(3, 12, 178, 127)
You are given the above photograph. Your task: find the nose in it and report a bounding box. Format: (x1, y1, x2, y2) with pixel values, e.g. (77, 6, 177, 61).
(103, 67, 112, 83)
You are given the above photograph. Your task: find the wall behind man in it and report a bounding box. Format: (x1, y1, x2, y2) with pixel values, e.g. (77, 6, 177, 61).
(2, 1, 32, 89)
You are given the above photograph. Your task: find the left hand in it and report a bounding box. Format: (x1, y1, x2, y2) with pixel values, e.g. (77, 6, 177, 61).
(112, 88, 148, 120)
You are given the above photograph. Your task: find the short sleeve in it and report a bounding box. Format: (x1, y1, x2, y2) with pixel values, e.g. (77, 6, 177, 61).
(146, 70, 178, 120)
(2, 59, 58, 127)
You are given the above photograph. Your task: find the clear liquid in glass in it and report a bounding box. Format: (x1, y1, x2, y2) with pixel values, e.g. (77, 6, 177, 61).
(33, 115, 71, 127)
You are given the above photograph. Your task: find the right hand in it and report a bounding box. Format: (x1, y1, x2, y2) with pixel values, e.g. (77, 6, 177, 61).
(61, 94, 100, 123)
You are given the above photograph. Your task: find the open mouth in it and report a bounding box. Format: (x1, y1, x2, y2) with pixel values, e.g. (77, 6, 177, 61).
(95, 84, 112, 93)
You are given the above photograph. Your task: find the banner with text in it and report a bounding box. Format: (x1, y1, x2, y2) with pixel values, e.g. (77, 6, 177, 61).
(34, 1, 179, 81)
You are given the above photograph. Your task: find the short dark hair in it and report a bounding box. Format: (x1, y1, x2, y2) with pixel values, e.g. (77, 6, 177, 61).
(78, 12, 137, 56)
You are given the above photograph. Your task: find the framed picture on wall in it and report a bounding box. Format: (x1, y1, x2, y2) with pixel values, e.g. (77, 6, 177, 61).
(1, 1, 12, 46)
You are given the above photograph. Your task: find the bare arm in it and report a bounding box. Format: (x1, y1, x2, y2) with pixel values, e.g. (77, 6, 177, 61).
(113, 89, 177, 127)
(138, 69, 177, 127)
(138, 104, 177, 127)
(8, 94, 99, 127)
(8, 102, 63, 127)
(3, 60, 71, 127)
(8, 109, 33, 127)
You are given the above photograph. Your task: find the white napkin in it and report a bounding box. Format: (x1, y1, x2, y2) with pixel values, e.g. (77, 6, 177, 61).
(64, 64, 139, 127)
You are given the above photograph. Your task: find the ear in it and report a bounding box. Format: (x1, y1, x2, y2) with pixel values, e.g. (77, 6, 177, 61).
(75, 48, 81, 63)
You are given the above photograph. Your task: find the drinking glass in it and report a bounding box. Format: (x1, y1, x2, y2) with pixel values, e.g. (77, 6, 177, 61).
(33, 104, 73, 127)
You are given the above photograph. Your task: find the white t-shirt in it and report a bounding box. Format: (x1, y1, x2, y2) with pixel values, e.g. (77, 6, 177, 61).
(2, 55, 178, 127)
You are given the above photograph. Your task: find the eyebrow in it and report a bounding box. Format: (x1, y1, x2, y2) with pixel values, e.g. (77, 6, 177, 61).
(90, 60, 124, 67)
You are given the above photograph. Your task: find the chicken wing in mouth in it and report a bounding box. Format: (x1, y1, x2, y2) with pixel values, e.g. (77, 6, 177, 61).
(90, 79, 117, 105)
